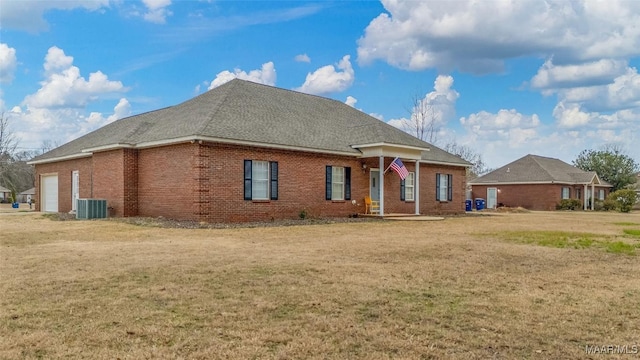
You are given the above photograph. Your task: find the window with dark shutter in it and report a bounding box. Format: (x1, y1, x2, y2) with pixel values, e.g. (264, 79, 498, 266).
(270, 162, 278, 200)
(325, 166, 332, 200)
(244, 160, 252, 200)
(447, 174, 453, 201)
(344, 167, 351, 200)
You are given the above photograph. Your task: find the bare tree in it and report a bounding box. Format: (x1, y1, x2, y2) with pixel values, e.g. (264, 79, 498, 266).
(443, 142, 490, 179)
(0, 113, 21, 198)
(402, 93, 439, 144)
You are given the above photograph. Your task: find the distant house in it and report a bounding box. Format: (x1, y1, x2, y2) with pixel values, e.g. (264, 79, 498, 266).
(0, 185, 10, 202)
(469, 154, 612, 211)
(28, 79, 470, 222)
(18, 187, 36, 203)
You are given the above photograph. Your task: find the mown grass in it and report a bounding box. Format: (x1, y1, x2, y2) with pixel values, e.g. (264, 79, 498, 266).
(1, 211, 640, 359)
(493, 230, 640, 255)
(623, 229, 640, 237)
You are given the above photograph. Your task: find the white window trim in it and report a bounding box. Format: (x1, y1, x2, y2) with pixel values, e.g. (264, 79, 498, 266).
(562, 187, 570, 200)
(331, 166, 345, 201)
(252, 160, 269, 200)
(405, 172, 415, 201)
(438, 173, 448, 202)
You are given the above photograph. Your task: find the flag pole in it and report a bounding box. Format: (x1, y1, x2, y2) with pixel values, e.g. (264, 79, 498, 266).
(383, 157, 398, 175)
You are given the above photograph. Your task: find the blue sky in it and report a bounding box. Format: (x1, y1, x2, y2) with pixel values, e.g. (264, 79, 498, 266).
(1, 0, 639, 168)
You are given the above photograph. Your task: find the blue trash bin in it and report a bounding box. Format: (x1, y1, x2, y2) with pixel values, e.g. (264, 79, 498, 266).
(475, 198, 485, 211)
(12, 202, 19, 209)
(465, 199, 472, 211)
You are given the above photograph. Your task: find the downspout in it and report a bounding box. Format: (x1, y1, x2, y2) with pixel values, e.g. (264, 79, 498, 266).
(415, 160, 420, 215)
(379, 156, 384, 216)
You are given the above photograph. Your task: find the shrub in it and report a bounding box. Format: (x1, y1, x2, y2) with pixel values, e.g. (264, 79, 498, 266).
(607, 189, 638, 213)
(299, 209, 308, 220)
(556, 199, 582, 210)
(601, 197, 618, 211)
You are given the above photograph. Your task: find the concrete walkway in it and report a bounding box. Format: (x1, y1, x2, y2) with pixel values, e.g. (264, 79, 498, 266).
(361, 213, 445, 221)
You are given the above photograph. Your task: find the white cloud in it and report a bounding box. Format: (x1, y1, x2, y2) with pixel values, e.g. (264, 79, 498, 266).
(294, 54, 311, 63)
(357, 0, 640, 73)
(551, 67, 640, 112)
(345, 96, 357, 107)
(5, 47, 130, 151)
(0, 0, 109, 33)
(388, 75, 460, 135)
(23, 47, 126, 109)
(142, 0, 172, 24)
(208, 62, 276, 90)
(531, 59, 628, 90)
(553, 102, 592, 129)
(459, 109, 541, 150)
(296, 55, 354, 95)
(0, 43, 17, 84)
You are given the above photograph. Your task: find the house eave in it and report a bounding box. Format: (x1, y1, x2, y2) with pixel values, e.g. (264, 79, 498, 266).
(27, 152, 93, 165)
(137, 136, 361, 157)
(420, 159, 471, 168)
(351, 142, 429, 161)
(469, 180, 613, 186)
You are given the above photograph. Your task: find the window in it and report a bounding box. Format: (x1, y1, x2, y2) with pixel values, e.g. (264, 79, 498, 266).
(325, 166, 351, 201)
(598, 189, 605, 200)
(561, 187, 570, 199)
(244, 160, 278, 200)
(401, 172, 415, 201)
(576, 189, 581, 199)
(436, 173, 453, 202)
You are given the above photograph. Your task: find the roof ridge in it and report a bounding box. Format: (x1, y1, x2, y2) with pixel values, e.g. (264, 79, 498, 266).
(195, 80, 236, 136)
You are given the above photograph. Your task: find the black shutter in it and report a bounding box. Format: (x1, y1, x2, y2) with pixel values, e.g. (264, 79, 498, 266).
(400, 179, 405, 201)
(345, 167, 351, 200)
(244, 160, 252, 200)
(436, 173, 441, 201)
(325, 166, 332, 200)
(447, 174, 453, 201)
(270, 162, 278, 200)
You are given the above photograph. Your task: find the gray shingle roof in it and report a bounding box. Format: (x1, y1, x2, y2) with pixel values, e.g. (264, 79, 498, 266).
(469, 154, 610, 185)
(30, 79, 469, 166)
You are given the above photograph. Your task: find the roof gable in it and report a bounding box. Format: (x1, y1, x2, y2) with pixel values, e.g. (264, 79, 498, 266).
(469, 154, 608, 185)
(30, 79, 469, 166)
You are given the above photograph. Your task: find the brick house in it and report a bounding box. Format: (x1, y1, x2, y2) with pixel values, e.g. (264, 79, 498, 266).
(28, 79, 470, 222)
(469, 154, 612, 211)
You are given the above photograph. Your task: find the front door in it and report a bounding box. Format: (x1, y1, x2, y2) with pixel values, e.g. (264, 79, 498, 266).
(370, 169, 380, 201)
(487, 187, 497, 209)
(71, 171, 79, 212)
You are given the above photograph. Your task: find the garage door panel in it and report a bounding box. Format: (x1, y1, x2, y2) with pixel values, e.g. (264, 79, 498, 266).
(42, 175, 58, 212)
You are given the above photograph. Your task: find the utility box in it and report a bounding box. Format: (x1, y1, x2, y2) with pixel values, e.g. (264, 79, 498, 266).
(76, 199, 108, 219)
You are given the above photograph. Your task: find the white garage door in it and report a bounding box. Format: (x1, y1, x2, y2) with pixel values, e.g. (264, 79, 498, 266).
(41, 175, 58, 212)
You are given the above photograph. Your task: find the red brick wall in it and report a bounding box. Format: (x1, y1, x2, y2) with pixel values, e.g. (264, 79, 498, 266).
(137, 143, 197, 220)
(35, 142, 467, 221)
(34, 157, 93, 213)
(198, 144, 466, 222)
(471, 184, 611, 211)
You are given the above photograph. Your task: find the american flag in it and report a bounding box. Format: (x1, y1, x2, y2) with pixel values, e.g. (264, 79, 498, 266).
(389, 157, 409, 180)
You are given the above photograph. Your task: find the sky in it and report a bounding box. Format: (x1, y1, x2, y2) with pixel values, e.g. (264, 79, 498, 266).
(1, 0, 639, 169)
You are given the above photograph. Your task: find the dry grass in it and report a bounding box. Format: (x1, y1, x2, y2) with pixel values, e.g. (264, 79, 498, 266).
(1, 211, 640, 359)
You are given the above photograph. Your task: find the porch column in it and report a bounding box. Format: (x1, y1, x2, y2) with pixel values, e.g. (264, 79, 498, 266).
(591, 183, 595, 210)
(379, 156, 384, 216)
(415, 160, 420, 215)
(583, 184, 588, 210)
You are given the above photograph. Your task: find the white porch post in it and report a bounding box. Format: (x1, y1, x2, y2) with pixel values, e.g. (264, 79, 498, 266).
(379, 156, 384, 216)
(591, 183, 595, 210)
(583, 184, 588, 210)
(414, 160, 420, 215)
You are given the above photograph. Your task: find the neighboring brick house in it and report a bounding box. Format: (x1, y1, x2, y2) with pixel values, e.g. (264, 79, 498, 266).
(0, 185, 10, 202)
(28, 79, 470, 222)
(469, 154, 612, 211)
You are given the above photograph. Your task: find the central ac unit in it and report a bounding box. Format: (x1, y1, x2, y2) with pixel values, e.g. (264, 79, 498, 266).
(76, 199, 108, 219)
